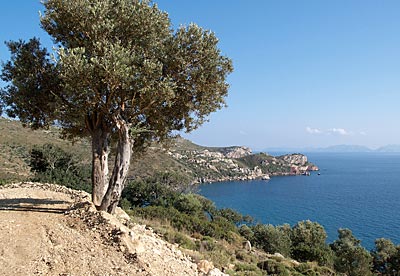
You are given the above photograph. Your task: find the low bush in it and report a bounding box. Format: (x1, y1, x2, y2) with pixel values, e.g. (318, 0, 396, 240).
(257, 259, 291, 275)
(29, 143, 91, 193)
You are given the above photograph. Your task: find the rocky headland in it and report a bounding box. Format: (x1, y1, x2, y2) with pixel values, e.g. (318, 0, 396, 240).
(167, 139, 319, 184)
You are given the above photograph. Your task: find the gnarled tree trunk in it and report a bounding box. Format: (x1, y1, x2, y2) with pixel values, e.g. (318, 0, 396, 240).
(100, 118, 132, 213)
(91, 128, 110, 208)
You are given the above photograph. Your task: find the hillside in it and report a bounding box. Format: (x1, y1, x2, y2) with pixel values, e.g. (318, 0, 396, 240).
(0, 118, 91, 183)
(0, 182, 227, 276)
(0, 117, 318, 185)
(2, 183, 343, 276)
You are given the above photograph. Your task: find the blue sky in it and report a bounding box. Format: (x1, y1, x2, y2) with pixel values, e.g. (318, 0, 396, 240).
(1, 1, 400, 150)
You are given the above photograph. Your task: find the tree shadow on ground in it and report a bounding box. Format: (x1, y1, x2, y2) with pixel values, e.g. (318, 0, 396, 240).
(0, 197, 71, 213)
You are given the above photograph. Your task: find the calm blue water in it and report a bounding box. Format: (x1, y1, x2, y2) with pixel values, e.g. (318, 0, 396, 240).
(198, 153, 400, 249)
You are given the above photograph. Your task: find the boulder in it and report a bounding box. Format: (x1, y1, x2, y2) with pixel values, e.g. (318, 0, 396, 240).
(273, 253, 285, 260)
(198, 260, 214, 274)
(242, 240, 252, 251)
(262, 174, 270, 180)
(207, 268, 229, 276)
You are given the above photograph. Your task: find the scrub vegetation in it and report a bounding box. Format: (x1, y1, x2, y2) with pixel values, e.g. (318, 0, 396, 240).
(1, 120, 399, 275)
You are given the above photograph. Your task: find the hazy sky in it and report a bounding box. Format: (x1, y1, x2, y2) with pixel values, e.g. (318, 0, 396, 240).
(1, 1, 400, 150)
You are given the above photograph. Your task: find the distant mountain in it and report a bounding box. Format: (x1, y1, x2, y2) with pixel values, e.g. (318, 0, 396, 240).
(376, 144, 400, 152)
(264, 144, 374, 153)
(314, 145, 373, 153)
(265, 144, 400, 153)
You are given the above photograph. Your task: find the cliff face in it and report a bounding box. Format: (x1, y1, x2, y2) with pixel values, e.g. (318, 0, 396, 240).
(279, 154, 308, 166)
(217, 146, 252, 159)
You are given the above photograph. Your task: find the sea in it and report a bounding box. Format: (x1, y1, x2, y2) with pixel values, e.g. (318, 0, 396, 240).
(198, 152, 400, 249)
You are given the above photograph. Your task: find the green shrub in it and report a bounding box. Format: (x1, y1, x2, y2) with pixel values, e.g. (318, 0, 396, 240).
(202, 244, 233, 269)
(235, 262, 260, 272)
(371, 238, 400, 275)
(217, 208, 252, 225)
(331, 228, 373, 276)
(257, 259, 290, 275)
(239, 224, 254, 241)
(251, 224, 291, 257)
(198, 236, 216, 251)
(29, 143, 91, 192)
(235, 249, 254, 262)
(119, 198, 132, 210)
(164, 231, 196, 250)
(174, 193, 204, 216)
(122, 178, 178, 207)
(296, 262, 336, 276)
(291, 220, 334, 267)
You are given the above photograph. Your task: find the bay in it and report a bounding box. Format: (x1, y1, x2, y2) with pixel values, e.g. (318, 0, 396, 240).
(198, 153, 400, 249)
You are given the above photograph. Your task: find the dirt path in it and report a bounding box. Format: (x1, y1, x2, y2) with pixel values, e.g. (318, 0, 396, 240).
(0, 188, 74, 275)
(0, 183, 205, 276)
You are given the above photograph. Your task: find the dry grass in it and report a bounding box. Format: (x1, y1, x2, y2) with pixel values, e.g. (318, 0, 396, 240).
(0, 118, 90, 182)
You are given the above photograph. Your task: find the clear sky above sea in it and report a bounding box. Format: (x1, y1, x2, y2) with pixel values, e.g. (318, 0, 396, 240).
(1, 1, 400, 150)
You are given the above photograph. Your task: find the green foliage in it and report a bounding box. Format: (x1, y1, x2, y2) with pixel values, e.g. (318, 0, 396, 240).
(216, 208, 253, 226)
(295, 263, 336, 276)
(372, 238, 400, 275)
(197, 236, 216, 251)
(196, 194, 218, 220)
(235, 249, 256, 263)
(1, 0, 233, 142)
(207, 216, 238, 241)
(330, 228, 373, 276)
(122, 171, 400, 276)
(130, 205, 228, 240)
(239, 224, 254, 241)
(165, 231, 197, 250)
(122, 178, 178, 207)
(122, 175, 244, 239)
(147, 171, 193, 193)
(174, 193, 204, 216)
(30, 143, 73, 172)
(119, 197, 132, 210)
(29, 143, 91, 192)
(290, 221, 334, 267)
(0, 118, 92, 182)
(236, 262, 262, 273)
(257, 259, 291, 276)
(237, 153, 292, 174)
(251, 224, 292, 257)
(1, 38, 60, 129)
(1, 0, 233, 211)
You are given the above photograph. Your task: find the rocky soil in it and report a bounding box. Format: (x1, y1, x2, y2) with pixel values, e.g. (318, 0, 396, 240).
(0, 182, 227, 276)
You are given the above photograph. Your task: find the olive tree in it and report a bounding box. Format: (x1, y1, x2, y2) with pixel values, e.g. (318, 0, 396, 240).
(0, 0, 233, 213)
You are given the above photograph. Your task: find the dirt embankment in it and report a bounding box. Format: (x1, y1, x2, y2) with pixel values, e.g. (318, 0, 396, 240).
(0, 182, 226, 276)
